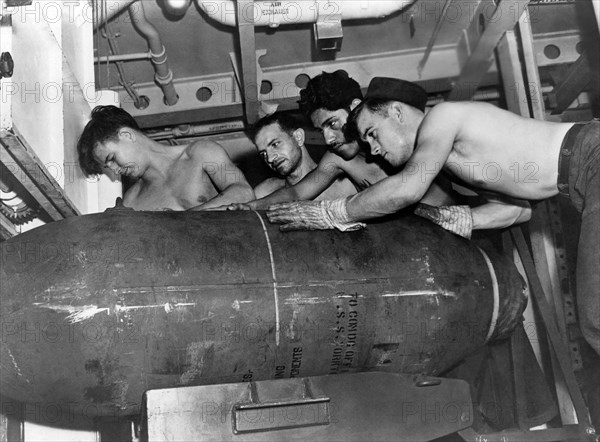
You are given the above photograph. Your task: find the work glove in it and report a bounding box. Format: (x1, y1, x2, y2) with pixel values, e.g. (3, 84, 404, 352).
(414, 203, 473, 239)
(267, 199, 366, 232)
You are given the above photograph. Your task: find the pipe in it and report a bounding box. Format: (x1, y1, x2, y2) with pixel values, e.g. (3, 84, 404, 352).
(148, 120, 246, 140)
(102, 24, 147, 109)
(94, 51, 152, 64)
(196, 0, 414, 28)
(128, 1, 179, 105)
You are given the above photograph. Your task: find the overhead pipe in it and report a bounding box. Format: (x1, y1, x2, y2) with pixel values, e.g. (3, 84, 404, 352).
(127, 1, 179, 105)
(195, 0, 414, 28)
(94, 0, 179, 105)
(147, 120, 246, 140)
(94, 51, 152, 64)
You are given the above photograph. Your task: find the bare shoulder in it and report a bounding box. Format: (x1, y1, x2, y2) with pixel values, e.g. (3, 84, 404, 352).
(318, 151, 344, 167)
(426, 101, 516, 125)
(185, 140, 229, 161)
(423, 101, 466, 125)
(420, 101, 491, 140)
(316, 151, 345, 174)
(254, 177, 285, 199)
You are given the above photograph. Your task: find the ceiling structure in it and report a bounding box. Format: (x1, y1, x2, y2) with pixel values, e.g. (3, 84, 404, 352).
(94, 0, 599, 132)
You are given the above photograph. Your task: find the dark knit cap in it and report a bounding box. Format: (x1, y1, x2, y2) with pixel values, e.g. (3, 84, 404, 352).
(365, 77, 428, 111)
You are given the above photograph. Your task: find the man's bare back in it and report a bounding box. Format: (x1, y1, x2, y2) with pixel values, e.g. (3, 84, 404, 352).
(421, 102, 573, 200)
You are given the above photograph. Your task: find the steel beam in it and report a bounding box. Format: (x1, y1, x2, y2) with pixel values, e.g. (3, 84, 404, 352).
(496, 11, 585, 427)
(113, 29, 583, 128)
(518, 13, 546, 119)
(496, 30, 530, 115)
(0, 127, 80, 221)
(533, 31, 589, 67)
(511, 228, 593, 430)
(0, 211, 17, 239)
(122, 44, 463, 128)
(448, 0, 530, 101)
(495, 22, 576, 426)
(235, 0, 260, 125)
(551, 51, 593, 114)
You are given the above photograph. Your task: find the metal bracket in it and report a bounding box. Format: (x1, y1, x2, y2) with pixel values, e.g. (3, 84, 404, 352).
(313, 14, 343, 51)
(0, 126, 80, 221)
(232, 379, 330, 434)
(235, 0, 260, 125)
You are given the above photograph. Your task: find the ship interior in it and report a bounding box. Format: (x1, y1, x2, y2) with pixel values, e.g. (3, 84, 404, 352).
(1, 0, 599, 441)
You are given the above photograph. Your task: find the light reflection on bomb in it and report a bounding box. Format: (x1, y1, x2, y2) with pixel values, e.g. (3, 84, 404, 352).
(0, 210, 526, 416)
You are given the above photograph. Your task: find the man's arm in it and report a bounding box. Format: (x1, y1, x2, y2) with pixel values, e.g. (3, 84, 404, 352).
(414, 193, 531, 239)
(253, 177, 285, 199)
(472, 193, 532, 229)
(246, 153, 344, 210)
(190, 142, 254, 210)
(266, 105, 459, 231)
(345, 104, 457, 221)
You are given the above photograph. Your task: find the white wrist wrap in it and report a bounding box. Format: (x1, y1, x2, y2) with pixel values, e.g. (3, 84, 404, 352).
(323, 198, 366, 232)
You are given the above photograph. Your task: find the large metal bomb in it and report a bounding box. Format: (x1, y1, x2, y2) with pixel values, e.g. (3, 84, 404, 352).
(0, 209, 526, 416)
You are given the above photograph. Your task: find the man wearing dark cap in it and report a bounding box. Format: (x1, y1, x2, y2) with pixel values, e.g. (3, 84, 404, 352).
(227, 70, 454, 211)
(267, 77, 599, 356)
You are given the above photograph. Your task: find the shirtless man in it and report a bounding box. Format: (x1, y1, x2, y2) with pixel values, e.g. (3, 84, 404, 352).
(268, 83, 599, 354)
(77, 105, 254, 210)
(229, 70, 453, 210)
(250, 112, 356, 200)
